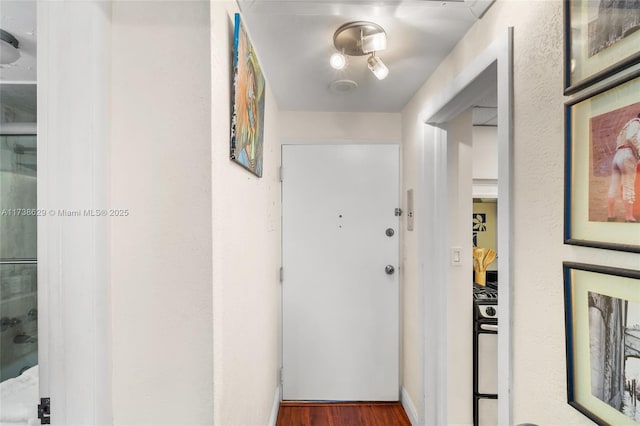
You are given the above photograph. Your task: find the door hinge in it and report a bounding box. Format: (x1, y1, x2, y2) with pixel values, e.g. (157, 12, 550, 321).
(395, 207, 403, 217)
(38, 397, 51, 424)
(279, 367, 284, 385)
(279, 267, 284, 283)
(279, 166, 283, 182)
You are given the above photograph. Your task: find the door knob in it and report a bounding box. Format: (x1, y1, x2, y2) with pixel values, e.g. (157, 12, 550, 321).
(385, 265, 395, 275)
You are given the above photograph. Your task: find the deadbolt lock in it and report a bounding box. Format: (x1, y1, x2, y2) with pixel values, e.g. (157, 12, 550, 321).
(385, 265, 395, 275)
(385, 228, 395, 237)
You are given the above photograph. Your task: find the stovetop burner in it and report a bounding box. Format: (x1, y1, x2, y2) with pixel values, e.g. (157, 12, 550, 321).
(473, 282, 498, 321)
(473, 282, 498, 301)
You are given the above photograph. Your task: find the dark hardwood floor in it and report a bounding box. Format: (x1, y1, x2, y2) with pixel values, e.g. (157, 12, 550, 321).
(276, 401, 411, 426)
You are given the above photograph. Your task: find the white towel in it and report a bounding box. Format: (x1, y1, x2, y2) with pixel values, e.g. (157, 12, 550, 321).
(0, 366, 38, 424)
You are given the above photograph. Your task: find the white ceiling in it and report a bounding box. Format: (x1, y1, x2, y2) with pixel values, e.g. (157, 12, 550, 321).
(238, 0, 495, 112)
(0, 0, 496, 120)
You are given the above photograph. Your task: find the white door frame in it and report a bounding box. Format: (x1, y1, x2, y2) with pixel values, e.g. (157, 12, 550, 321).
(37, 2, 111, 424)
(418, 29, 513, 425)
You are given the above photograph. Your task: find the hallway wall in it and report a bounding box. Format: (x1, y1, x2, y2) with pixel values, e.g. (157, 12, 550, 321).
(109, 2, 282, 424)
(401, 0, 640, 424)
(279, 111, 401, 143)
(110, 1, 213, 424)
(211, 3, 282, 425)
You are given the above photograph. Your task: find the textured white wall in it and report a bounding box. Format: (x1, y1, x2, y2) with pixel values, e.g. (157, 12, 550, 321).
(472, 126, 498, 180)
(279, 111, 401, 143)
(401, 0, 640, 424)
(211, 3, 282, 425)
(109, 2, 213, 424)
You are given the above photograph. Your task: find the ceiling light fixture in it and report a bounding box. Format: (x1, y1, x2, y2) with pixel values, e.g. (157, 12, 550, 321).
(361, 31, 387, 54)
(367, 53, 389, 81)
(331, 21, 389, 80)
(0, 29, 20, 65)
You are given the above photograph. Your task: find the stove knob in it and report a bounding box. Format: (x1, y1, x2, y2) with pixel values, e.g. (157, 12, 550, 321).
(485, 306, 496, 316)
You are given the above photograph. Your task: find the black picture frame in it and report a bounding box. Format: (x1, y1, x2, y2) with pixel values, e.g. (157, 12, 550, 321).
(564, 0, 640, 95)
(563, 262, 640, 425)
(564, 68, 640, 253)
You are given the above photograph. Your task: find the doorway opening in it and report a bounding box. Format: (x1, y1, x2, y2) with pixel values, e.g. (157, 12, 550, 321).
(418, 29, 513, 425)
(0, 1, 39, 418)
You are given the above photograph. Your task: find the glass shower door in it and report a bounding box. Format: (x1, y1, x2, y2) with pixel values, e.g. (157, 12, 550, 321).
(0, 133, 39, 417)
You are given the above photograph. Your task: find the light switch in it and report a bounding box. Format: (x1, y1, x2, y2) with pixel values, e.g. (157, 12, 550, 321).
(451, 247, 462, 266)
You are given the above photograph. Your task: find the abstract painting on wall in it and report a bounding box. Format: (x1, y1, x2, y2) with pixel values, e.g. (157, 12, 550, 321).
(563, 262, 640, 425)
(230, 13, 265, 177)
(472, 213, 486, 247)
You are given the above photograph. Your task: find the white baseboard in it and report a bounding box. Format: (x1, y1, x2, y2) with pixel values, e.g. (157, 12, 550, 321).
(401, 386, 419, 426)
(268, 385, 281, 426)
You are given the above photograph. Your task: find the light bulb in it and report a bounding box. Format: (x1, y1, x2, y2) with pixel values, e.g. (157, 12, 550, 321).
(330, 52, 347, 70)
(367, 54, 389, 80)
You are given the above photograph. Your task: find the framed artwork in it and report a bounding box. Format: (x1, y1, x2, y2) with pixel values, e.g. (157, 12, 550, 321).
(230, 13, 265, 177)
(564, 69, 640, 252)
(563, 262, 640, 425)
(564, 0, 640, 95)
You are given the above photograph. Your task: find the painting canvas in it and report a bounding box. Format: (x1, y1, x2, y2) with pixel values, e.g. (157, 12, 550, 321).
(587, 0, 640, 58)
(564, 71, 640, 252)
(588, 292, 640, 422)
(588, 101, 640, 223)
(563, 262, 640, 425)
(564, 0, 640, 94)
(231, 13, 265, 177)
(472, 213, 486, 247)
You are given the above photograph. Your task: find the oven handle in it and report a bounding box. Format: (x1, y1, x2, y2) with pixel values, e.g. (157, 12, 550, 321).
(480, 324, 498, 332)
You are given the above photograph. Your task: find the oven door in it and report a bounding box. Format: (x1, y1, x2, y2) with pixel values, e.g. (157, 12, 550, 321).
(476, 326, 498, 425)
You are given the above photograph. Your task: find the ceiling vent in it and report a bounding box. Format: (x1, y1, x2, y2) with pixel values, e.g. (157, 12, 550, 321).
(329, 79, 358, 94)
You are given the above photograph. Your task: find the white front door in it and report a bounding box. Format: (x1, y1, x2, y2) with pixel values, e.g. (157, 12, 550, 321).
(281, 143, 400, 401)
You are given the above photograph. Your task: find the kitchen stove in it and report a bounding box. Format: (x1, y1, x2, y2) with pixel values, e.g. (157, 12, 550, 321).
(473, 281, 498, 426)
(473, 282, 498, 321)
